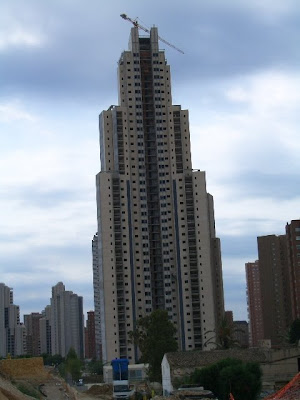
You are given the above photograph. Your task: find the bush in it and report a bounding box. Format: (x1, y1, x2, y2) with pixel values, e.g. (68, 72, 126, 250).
(16, 383, 40, 399)
(42, 353, 64, 366)
(190, 358, 262, 400)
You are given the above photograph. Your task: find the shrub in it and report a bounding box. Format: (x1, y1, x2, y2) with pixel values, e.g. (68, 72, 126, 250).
(190, 358, 262, 400)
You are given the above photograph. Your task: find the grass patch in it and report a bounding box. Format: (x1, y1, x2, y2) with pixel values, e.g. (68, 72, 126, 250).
(16, 382, 40, 399)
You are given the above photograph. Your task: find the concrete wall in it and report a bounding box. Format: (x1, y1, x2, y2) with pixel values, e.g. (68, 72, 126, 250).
(261, 348, 300, 388)
(163, 348, 300, 393)
(103, 363, 148, 383)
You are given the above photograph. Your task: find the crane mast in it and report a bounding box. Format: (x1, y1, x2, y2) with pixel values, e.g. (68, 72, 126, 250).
(120, 13, 184, 54)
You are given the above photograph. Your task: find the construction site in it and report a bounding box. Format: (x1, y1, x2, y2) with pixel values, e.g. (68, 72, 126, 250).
(1, 357, 300, 399)
(0, 357, 113, 400)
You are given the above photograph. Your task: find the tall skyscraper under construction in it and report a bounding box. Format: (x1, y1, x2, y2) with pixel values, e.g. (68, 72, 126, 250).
(94, 26, 224, 362)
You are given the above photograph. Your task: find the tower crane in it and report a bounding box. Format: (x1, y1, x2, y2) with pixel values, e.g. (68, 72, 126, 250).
(120, 13, 184, 54)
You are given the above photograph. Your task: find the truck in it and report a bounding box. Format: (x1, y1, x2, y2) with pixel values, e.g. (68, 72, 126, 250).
(111, 358, 135, 400)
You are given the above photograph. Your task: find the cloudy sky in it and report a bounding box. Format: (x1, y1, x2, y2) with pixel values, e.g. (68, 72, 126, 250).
(1, 0, 299, 322)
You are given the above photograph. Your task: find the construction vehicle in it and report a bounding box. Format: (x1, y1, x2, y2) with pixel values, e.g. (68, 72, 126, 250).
(111, 358, 135, 399)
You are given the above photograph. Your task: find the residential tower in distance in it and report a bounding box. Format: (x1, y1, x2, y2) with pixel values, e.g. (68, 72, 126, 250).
(0, 283, 26, 357)
(246, 219, 300, 347)
(50, 282, 85, 358)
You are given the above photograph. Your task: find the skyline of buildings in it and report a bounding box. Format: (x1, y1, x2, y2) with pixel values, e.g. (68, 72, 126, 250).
(0, 282, 87, 359)
(1, 221, 299, 359)
(94, 26, 225, 363)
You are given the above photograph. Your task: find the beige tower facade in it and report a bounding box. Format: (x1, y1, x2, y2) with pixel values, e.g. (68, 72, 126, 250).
(95, 27, 224, 363)
(50, 282, 84, 358)
(0, 283, 12, 357)
(0, 283, 26, 357)
(40, 305, 52, 355)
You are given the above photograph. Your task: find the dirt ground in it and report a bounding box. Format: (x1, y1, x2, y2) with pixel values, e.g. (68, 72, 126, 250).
(0, 373, 77, 400)
(0, 358, 116, 400)
(0, 372, 114, 400)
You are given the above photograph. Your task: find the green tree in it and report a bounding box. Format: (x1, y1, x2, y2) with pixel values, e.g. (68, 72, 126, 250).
(204, 317, 242, 349)
(288, 319, 300, 344)
(64, 348, 82, 382)
(88, 358, 104, 375)
(41, 353, 64, 366)
(190, 358, 262, 400)
(129, 309, 178, 382)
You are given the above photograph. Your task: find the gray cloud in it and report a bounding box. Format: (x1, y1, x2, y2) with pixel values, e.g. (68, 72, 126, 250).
(225, 172, 300, 200)
(0, 186, 86, 208)
(2, 0, 300, 103)
(223, 276, 248, 320)
(220, 234, 258, 258)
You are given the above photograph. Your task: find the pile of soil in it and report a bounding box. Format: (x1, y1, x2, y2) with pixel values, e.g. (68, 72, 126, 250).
(86, 384, 113, 396)
(0, 357, 47, 380)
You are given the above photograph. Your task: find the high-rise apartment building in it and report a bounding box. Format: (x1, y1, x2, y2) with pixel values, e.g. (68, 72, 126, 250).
(85, 311, 96, 359)
(0, 283, 26, 357)
(40, 305, 52, 355)
(94, 27, 224, 362)
(92, 233, 102, 360)
(50, 282, 84, 358)
(257, 235, 292, 345)
(24, 312, 42, 356)
(0, 283, 12, 357)
(225, 310, 233, 327)
(246, 228, 296, 347)
(286, 220, 300, 320)
(233, 321, 249, 348)
(245, 261, 264, 347)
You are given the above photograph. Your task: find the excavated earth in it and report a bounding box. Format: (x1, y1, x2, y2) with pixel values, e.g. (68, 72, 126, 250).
(0, 358, 114, 400)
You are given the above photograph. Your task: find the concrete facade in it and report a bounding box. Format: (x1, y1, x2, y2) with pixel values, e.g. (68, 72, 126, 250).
(286, 219, 300, 320)
(24, 312, 42, 356)
(0, 283, 26, 357)
(233, 320, 249, 348)
(92, 232, 102, 360)
(50, 282, 84, 358)
(162, 348, 300, 395)
(258, 235, 292, 346)
(246, 222, 300, 347)
(0, 283, 12, 357)
(94, 27, 224, 363)
(246, 260, 264, 347)
(39, 305, 52, 355)
(85, 311, 96, 359)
